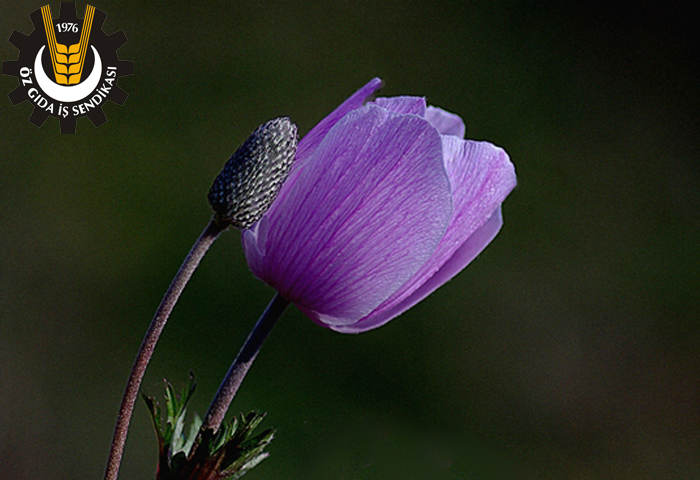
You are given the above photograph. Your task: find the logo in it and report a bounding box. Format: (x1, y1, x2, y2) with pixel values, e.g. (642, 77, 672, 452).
(2, 3, 133, 134)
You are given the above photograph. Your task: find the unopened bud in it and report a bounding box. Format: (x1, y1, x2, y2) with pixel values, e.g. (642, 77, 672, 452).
(208, 117, 298, 229)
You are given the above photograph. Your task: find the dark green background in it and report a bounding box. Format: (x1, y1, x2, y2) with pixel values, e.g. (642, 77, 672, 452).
(1, 1, 698, 479)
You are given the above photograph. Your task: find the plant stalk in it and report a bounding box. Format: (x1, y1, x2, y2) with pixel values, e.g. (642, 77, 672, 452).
(201, 293, 290, 433)
(103, 218, 227, 480)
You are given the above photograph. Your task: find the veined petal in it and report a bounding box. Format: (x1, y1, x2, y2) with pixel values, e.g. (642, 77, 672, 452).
(334, 208, 503, 333)
(295, 78, 384, 168)
(338, 139, 516, 333)
(425, 106, 466, 138)
(268, 78, 384, 217)
(373, 96, 427, 117)
(243, 105, 453, 327)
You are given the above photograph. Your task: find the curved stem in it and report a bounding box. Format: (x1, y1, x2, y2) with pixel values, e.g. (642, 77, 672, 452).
(202, 293, 290, 432)
(103, 218, 226, 480)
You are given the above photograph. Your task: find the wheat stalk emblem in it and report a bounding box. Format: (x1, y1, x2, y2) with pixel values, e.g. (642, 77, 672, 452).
(40, 4, 95, 85)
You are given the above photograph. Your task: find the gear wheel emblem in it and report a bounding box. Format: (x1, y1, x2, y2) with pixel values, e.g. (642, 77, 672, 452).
(3, 3, 133, 134)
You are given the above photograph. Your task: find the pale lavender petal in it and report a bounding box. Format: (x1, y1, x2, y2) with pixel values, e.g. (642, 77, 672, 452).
(333, 208, 503, 334)
(268, 78, 385, 215)
(373, 96, 427, 117)
(335, 139, 516, 333)
(295, 78, 384, 168)
(243, 105, 453, 327)
(425, 106, 466, 138)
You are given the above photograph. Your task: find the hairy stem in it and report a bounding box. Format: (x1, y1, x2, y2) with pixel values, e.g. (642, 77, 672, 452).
(104, 218, 227, 480)
(202, 293, 290, 432)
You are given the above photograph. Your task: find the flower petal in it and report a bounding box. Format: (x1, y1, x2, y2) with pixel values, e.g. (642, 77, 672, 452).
(425, 106, 466, 138)
(337, 138, 516, 333)
(373, 96, 427, 117)
(295, 78, 384, 168)
(333, 208, 503, 333)
(266, 78, 385, 220)
(243, 104, 453, 327)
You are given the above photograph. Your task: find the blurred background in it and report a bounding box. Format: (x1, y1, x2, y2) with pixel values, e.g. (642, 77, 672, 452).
(1, 1, 698, 479)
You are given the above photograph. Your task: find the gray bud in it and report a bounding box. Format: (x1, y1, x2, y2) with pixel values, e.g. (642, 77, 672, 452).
(208, 117, 298, 229)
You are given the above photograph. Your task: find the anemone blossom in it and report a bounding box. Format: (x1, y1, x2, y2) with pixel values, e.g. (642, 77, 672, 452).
(242, 78, 516, 333)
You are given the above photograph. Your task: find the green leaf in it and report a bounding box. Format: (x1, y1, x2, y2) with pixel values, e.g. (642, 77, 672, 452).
(142, 393, 164, 445)
(143, 375, 275, 480)
(182, 412, 203, 457)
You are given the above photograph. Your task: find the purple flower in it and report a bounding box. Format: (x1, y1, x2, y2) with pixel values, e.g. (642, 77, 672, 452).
(242, 78, 516, 333)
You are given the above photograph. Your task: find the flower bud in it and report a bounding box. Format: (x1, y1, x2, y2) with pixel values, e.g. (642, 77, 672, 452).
(208, 117, 298, 229)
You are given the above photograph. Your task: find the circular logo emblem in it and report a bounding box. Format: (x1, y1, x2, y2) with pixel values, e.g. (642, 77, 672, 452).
(2, 3, 133, 134)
